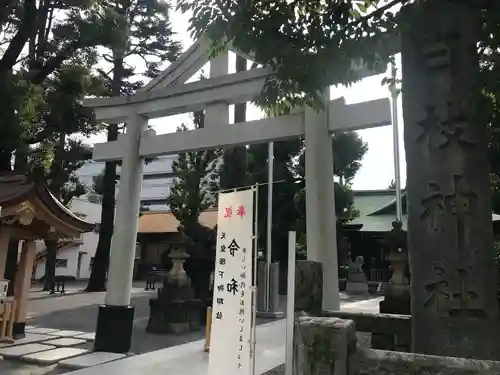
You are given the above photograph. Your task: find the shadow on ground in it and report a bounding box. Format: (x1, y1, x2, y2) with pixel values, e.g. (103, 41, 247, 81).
(28, 294, 278, 354)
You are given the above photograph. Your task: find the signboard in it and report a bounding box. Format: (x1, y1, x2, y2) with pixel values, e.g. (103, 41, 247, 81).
(208, 189, 254, 375)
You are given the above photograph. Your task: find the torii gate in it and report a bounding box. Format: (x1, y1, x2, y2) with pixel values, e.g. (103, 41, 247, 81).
(84, 36, 394, 353)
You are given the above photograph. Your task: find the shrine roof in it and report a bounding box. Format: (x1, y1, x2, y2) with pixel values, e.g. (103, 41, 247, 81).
(351, 213, 408, 232)
(138, 208, 217, 234)
(0, 173, 95, 239)
(351, 189, 500, 232)
(366, 191, 408, 216)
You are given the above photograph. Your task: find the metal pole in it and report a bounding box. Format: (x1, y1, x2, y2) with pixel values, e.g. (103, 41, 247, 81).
(250, 186, 259, 375)
(285, 231, 296, 375)
(265, 142, 274, 311)
(390, 61, 403, 222)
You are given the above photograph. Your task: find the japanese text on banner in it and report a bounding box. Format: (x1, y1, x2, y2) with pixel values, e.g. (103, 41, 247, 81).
(208, 190, 254, 375)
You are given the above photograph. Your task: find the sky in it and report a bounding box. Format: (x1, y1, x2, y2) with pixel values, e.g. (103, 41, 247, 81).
(84, 5, 406, 191)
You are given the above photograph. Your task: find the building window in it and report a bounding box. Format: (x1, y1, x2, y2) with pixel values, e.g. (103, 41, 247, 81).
(55, 259, 68, 268)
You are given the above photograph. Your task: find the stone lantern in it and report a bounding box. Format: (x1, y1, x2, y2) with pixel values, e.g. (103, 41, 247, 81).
(379, 220, 410, 315)
(146, 226, 201, 334)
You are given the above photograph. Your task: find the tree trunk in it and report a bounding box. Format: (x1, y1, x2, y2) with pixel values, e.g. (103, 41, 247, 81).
(42, 238, 57, 291)
(3, 146, 30, 293)
(85, 54, 124, 292)
(41, 134, 66, 290)
(85, 128, 118, 292)
(221, 55, 247, 189)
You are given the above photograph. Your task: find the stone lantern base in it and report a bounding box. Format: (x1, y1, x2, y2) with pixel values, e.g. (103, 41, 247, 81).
(146, 298, 202, 334)
(379, 284, 411, 315)
(380, 249, 410, 315)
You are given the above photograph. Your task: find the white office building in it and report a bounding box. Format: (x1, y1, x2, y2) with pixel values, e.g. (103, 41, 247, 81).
(76, 154, 178, 211)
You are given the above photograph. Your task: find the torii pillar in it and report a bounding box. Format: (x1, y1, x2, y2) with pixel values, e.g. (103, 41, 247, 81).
(305, 88, 340, 311)
(94, 114, 148, 353)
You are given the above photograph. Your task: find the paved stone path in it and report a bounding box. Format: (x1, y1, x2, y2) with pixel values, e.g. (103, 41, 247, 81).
(1, 286, 379, 375)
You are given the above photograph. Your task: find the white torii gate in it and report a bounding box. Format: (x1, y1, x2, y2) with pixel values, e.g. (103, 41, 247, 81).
(85, 36, 393, 353)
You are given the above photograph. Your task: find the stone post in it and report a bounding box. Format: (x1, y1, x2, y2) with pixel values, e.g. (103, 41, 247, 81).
(379, 221, 410, 315)
(94, 113, 147, 353)
(401, 1, 500, 359)
(305, 88, 340, 311)
(13, 240, 36, 337)
(257, 260, 266, 311)
(294, 317, 356, 375)
(295, 260, 323, 316)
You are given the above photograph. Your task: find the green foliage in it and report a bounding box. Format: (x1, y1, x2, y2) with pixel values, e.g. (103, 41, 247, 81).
(494, 240, 500, 270)
(48, 139, 93, 204)
(92, 169, 105, 195)
(94, 0, 181, 95)
(246, 140, 302, 261)
(0, 0, 121, 169)
(294, 132, 367, 219)
(175, 0, 500, 214)
(332, 132, 369, 185)
(86, 0, 181, 292)
(292, 132, 367, 246)
(178, 0, 403, 112)
(166, 111, 221, 229)
(480, 4, 500, 212)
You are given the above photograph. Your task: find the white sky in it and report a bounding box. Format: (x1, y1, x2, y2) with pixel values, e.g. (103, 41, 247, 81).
(84, 6, 406, 191)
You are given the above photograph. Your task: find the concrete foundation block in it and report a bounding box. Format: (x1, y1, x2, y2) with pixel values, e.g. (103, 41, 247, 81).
(294, 317, 356, 375)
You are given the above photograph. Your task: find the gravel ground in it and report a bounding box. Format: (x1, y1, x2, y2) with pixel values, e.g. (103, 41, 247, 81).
(262, 332, 372, 375)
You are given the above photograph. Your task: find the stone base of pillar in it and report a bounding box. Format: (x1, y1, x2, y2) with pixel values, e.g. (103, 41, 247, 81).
(12, 322, 25, 338)
(94, 305, 134, 353)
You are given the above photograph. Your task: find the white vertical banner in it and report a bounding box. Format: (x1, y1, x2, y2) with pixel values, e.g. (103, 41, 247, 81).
(208, 189, 254, 375)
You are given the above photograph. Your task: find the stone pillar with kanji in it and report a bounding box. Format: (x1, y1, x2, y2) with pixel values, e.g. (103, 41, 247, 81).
(401, 1, 499, 359)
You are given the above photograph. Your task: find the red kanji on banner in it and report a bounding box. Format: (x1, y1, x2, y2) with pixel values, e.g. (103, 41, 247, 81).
(224, 207, 232, 218)
(236, 205, 245, 217)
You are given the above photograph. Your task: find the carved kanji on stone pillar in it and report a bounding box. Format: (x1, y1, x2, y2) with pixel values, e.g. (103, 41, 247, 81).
(401, 0, 499, 360)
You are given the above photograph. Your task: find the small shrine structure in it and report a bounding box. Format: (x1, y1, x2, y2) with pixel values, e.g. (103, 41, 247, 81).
(0, 173, 94, 338)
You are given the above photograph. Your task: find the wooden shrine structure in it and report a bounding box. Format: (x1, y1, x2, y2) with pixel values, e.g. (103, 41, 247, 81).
(0, 173, 94, 339)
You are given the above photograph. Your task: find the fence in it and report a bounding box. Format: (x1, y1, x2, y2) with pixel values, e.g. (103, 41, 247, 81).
(339, 266, 390, 282)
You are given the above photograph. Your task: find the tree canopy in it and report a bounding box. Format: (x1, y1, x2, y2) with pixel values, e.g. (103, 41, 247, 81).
(86, 0, 181, 292)
(178, 0, 404, 111)
(166, 111, 221, 231)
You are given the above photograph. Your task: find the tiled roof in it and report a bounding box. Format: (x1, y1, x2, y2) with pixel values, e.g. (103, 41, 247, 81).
(138, 209, 218, 233)
(351, 189, 500, 232)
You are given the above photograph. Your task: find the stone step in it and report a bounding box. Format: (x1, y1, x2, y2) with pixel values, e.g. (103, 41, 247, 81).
(0, 343, 56, 359)
(46, 329, 87, 337)
(41, 338, 88, 347)
(58, 351, 127, 370)
(27, 327, 61, 335)
(22, 347, 89, 365)
(75, 332, 96, 341)
(0, 333, 54, 348)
